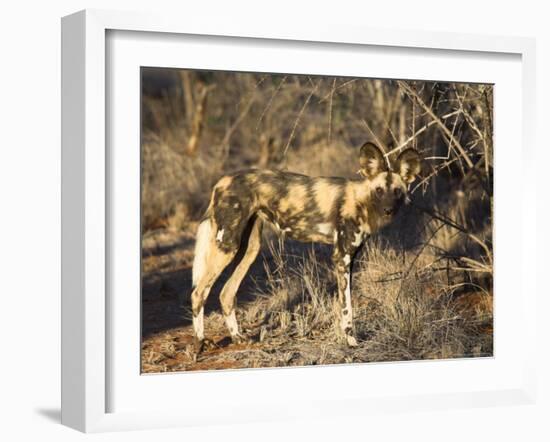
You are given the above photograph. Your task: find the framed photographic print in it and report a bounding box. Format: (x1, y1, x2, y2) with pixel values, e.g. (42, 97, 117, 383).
(61, 9, 537, 432)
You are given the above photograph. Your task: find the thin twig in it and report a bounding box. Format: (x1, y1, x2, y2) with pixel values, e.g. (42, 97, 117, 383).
(384, 117, 399, 147)
(327, 78, 336, 144)
(255, 75, 287, 131)
(219, 95, 255, 150)
(397, 81, 473, 168)
(383, 110, 461, 158)
(411, 201, 493, 265)
(318, 78, 358, 103)
(283, 79, 320, 157)
(410, 155, 462, 195)
(361, 119, 389, 168)
(454, 85, 491, 175)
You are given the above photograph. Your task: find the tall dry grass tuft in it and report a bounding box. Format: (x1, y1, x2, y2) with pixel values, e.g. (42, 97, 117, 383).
(352, 236, 492, 362)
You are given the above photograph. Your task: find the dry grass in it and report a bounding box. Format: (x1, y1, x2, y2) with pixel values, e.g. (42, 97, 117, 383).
(141, 219, 492, 373)
(140, 69, 493, 373)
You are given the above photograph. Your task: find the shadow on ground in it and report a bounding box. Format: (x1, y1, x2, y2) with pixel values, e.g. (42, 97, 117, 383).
(141, 228, 335, 339)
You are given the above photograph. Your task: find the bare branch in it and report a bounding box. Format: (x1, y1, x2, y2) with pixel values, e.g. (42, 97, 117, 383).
(255, 76, 287, 131)
(397, 81, 474, 168)
(317, 78, 358, 103)
(361, 119, 388, 153)
(283, 78, 320, 157)
(327, 77, 336, 144)
(384, 110, 461, 158)
(186, 84, 215, 156)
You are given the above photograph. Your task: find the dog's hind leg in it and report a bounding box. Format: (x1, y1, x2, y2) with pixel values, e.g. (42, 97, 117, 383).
(190, 218, 238, 353)
(219, 216, 263, 343)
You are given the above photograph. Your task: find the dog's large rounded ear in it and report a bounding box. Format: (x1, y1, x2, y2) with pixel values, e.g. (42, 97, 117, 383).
(359, 142, 386, 178)
(395, 148, 421, 184)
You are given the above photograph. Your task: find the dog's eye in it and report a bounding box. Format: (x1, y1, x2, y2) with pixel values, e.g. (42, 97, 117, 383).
(375, 187, 384, 196)
(394, 188, 403, 198)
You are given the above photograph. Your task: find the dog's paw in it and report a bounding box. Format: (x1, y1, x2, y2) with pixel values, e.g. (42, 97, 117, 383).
(192, 337, 217, 358)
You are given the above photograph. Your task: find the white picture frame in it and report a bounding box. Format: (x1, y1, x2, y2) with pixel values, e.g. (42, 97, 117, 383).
(61, 9, 537, 433)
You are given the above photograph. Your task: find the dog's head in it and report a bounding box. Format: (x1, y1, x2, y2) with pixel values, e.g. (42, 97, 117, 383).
(359, 142, 421, 220)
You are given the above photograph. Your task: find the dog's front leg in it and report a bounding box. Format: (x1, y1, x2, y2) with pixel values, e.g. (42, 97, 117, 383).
(332, 242, 358, 347)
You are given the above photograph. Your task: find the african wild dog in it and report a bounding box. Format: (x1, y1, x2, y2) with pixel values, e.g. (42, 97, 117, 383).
(190, 142, 421, 352)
